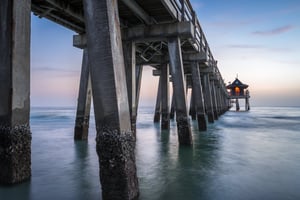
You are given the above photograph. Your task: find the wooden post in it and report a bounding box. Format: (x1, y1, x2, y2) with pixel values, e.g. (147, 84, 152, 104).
(191, 62, 207, 131)
(74, 49, 92, 140)
(0, 0, 31, 184)
(83, 0, 139, 199)
(161, 64, 170, 130)
(168, 37, 192, 145)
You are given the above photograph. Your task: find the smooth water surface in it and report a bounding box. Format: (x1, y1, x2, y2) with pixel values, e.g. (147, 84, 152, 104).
(1, 107, 300, 200)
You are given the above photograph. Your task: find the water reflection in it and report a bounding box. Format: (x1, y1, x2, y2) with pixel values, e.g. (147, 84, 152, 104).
(0, 181, 31, 200)
(72, 141, 101, 200)
(136, 116, 224, 200)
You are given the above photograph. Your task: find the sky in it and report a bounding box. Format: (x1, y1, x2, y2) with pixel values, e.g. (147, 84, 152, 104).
(30, 0, 300, 107)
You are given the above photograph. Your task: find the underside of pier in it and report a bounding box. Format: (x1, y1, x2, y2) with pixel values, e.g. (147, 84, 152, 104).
(1, 0, 230, 199)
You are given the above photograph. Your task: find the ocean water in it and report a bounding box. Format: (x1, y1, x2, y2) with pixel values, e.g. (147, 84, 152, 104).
(1, 106, 300, 200)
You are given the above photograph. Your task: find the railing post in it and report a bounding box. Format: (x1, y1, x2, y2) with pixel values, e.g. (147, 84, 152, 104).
(181, 0, 185, 21)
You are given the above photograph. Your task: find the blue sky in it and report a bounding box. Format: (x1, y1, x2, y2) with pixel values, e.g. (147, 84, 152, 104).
(190, 0, 300, 106)
(30, 0, 300, 107)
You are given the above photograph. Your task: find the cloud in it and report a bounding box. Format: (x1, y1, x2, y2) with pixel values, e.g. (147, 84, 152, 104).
(227, 44, 264, 49)
(190, 1, 204, 9)
(252, 25, 294, 36)
(210, 20, 254, 28)
(226, 44, 292, 53)
(32, 66, 79, 73)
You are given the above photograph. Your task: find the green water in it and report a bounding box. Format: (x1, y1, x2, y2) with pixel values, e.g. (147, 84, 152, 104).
(1, 107, 300, 200)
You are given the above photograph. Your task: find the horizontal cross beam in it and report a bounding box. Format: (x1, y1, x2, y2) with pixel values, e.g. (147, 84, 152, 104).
(123, 21, 195, 41)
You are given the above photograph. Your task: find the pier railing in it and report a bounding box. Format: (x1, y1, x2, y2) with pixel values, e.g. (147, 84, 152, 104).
(168, 0, 226, 90)
(169, 0, 214, 61)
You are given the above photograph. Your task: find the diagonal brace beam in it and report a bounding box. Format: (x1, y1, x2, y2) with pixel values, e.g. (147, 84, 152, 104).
(121, 0, 153, 24)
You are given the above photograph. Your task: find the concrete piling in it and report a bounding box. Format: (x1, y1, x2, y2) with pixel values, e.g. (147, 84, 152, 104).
(135, 65, 143, 119)
(246, 97, 250, 111)
(0, 0, 31, 184)
(236, 99, 240, 111)
(83, 0, 139, 199)
(74, 49, 92, 140)
(154, 77, 162, 123)
(202, 74, 215, 123)
(123, 41, 137, 136)
(161, 64, 170, 130)
(170, 93, 176, 120)
(191, 62, 207, 131)
(210, 81, 219, 120)
(189, 90, 197, 120)
(168, 37, 192, 145)
(245, 90, 250, 111)
(189, 91, 196, 120)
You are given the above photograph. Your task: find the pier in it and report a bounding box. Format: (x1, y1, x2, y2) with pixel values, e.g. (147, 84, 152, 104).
(0, 0, 230, 199)
(227, 78, 250, 111)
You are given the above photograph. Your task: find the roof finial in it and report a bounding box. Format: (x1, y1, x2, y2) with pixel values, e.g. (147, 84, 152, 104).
(236, 73, 238, 79)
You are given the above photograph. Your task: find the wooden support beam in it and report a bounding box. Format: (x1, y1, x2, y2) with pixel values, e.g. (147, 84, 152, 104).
(191, 62, 207, 131)
(0, 0, 31, 184)
(161, 64, 170, 130)
(168, 37, 192, 145)
(83, 0, 139, 199)
(74, 49, 92, 140)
